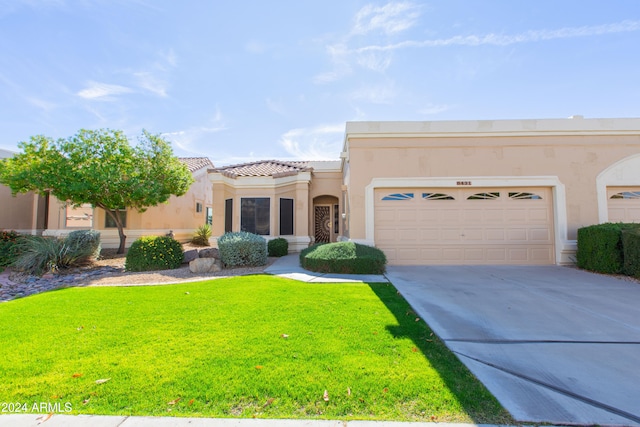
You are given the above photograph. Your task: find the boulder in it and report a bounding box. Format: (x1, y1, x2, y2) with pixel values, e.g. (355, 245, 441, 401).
(183, 249, 199, 264)
(198, 247, 219, 259)
(189, 258, 222, 273)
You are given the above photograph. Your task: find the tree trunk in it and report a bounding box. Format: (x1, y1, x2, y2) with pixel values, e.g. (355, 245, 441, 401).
(103, 207, 127, 254)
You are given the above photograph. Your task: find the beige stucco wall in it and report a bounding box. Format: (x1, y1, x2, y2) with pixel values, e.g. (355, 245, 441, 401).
(0, 186, 42, 233)
(344, 119, 640, 263)
(44, 168, 213, 248)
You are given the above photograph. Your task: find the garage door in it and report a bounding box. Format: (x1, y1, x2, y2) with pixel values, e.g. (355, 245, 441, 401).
(607, 187, 640, 223)
(374, 187, 554, 265)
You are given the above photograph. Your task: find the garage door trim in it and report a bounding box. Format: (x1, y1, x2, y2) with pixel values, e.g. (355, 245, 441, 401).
(365, 176, 567, 264)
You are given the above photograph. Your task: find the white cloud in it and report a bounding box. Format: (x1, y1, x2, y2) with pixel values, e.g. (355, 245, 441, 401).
(76, 81, 133, 100)
(279, 124, 344, 160)
(351, 2, 421, 36)
(134, 71, 168, 97)
(162, 107, 227, 155)
(349, 83, 396, 104)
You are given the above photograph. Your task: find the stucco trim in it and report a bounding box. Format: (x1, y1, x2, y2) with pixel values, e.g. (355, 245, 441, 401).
(364, 176, 568, 264)
(209, 172, 311, 189)
(596, 153, 640, 223)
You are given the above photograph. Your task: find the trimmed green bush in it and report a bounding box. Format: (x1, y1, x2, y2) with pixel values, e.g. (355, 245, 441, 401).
(576, 222, 640, 273)
(300, 242, 387, 274)
(0, 230, 24, 268)
(218, 232, 267, 268)
(191, 224, 212, 246)
(622, 228, 640, 277)
(65, 229, 101, 260)
(125, 236, 184, 272)
(268, 238, 289, 257)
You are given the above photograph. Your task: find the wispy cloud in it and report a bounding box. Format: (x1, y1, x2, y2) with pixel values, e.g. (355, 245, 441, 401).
(418, 103, 454, 116)
(76, 81, 133, 100)
(162, 107, 227, 155)
(266, 97, 287, 116)
(349, 82, 396, 104)
(351, 1, 421, 36)
(134, 71, 168, 97)
(355, 20, 640, 53)
(279, 124, 344, 160)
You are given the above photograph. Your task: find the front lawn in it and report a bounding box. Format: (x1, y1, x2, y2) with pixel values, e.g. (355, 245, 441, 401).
(0, 276, 512, 423)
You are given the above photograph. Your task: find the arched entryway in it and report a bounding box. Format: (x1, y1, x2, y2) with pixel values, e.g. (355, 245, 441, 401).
(313, 195, 339, 243)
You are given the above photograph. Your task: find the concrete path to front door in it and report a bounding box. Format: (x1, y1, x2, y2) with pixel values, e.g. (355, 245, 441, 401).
(385, 265, 640, 426)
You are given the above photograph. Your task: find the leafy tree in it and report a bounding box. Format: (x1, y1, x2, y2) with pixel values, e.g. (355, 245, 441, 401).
(0, 129, 194, 253)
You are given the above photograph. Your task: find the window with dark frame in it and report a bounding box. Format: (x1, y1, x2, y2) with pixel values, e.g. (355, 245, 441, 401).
(196, 202, 203, 213)
(206, 207, 213, 225)
(105, 208, 127, 228)
(224, 199, 233, 233)
(241, 197, 270, 235)
(279, 198, 294, 235)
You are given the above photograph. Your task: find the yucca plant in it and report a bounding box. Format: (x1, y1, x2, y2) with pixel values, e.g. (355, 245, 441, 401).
(191, 224, 212, 246)
(12, 235, 96, 275)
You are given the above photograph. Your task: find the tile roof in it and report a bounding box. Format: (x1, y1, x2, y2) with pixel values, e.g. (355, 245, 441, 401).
(179, 157, 215, 173)
(211, 160, 312, 178)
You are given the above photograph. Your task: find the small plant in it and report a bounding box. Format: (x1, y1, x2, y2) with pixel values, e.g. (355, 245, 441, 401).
(125, 236, 184, 272)
(65, 229, 101, 260)
(191, 224, 212, 246)
(577, 222, 640, 273)
(218, 231, 267, 268)
(12, 235, 97, 275)
(268, 238, 288, 257)
(300, 242, 387, 274)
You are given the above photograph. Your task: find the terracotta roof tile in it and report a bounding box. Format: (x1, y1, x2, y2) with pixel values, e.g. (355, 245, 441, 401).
(179, 157, 215, 173)
(211, 160, 312, 178)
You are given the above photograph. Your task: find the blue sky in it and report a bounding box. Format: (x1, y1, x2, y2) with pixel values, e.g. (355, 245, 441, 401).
(1, 1, 639, 165)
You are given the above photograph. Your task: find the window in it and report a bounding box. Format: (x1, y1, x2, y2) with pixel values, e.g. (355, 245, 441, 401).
(224, 199, 233, 233)
(241, 198, 270, 235)
(422, 193, 455, 200)
(66, 204, 93, 228)
(381, 193, 414, 201)
(206, 207, 213, 225)
(509, 192, 542, 200)
(334, 204, 339, 234)
(105, 208, 127, 228)
(610, 191, 640, 199)
(467, 192, 500, 200)
(196, 202, 203, 213)
(279, 198, 294, 235)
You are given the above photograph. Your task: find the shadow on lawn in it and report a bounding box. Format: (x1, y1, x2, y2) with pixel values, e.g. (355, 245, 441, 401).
(367, 282, 513, 424)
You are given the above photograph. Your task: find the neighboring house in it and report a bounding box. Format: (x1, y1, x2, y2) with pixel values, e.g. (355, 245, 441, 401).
(0, 149, 48, 235)
(208, 116, 640, 266)
(0, 156, 214, 248)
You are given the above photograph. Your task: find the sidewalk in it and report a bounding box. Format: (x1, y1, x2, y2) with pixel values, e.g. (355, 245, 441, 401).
(264, 254, 388, 283)
(0, 414, 521, 427)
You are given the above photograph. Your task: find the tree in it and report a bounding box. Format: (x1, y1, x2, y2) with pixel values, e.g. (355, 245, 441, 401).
(0, 129, 194, 254)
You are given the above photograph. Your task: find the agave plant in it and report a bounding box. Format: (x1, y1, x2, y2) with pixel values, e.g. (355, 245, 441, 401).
(191, 224, 212, 246)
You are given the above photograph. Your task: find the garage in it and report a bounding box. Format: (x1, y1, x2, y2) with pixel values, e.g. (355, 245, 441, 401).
(374, 187, 555, 265)
(607, 187, 640, 223)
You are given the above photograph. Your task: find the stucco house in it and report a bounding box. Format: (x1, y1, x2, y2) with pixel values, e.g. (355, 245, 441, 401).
(0, 155, 214, 248)
(209, 116, 640, 265)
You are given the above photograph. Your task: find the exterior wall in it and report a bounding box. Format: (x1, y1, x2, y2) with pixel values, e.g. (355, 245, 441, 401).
(44, 168, 213, 249)
(309, 167, 343, 242)
(344, 118, 640, 263)
(209, 173, 312, 252)
(0, 187, 42, 233)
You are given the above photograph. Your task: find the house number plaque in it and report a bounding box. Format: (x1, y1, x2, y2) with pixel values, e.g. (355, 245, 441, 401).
(456, 181, 472, 186)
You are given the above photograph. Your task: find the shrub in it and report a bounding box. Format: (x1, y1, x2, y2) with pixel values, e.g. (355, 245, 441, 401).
(12, 235, 97, 275)
(622, 228, 640, 277)
(300, 242, 387, 275)
(218, 232, 267, 268)
(65, 229, 101, 260)
(0, 230, 24, 268)
(125, 236, 184, 272)
(576, 223, 640, 274)
(191, 224, 212, 246)
(268, 238, 289, 257)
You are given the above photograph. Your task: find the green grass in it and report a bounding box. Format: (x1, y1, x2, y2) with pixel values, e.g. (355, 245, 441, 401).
(0, 276, 512, 423)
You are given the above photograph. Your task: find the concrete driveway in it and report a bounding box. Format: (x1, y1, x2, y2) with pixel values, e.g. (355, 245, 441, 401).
(385, 265, 640, 426)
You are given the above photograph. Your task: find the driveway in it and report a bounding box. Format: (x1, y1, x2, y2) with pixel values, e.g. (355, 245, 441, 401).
(385, 265, 640, 426)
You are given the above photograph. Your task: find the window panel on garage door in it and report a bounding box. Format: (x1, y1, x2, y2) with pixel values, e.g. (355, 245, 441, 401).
(608, 187, 640, 223)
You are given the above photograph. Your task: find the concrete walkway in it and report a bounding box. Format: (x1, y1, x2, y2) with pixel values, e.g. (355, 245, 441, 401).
(386, 265, 640, 427)
(0, 414, 553, 427)
(265, 254, 388, 283)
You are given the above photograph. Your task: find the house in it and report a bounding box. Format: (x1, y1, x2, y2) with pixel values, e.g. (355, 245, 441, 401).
(209, 116, 640, 265)
(0, 155, 214, 248)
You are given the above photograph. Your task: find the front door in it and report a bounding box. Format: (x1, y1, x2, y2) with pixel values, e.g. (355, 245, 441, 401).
(314, 205, 331, 243)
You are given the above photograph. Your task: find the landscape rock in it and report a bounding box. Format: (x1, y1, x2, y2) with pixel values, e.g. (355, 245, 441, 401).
(198, 248, 219, 259)
(189, 258, 221, 273)
(183, 249, 199, 264)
